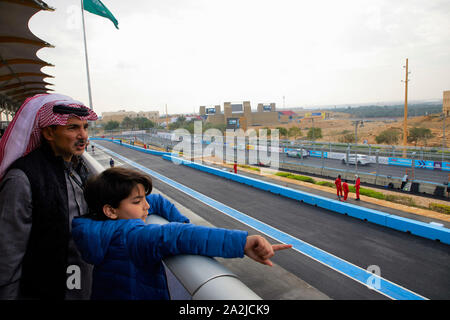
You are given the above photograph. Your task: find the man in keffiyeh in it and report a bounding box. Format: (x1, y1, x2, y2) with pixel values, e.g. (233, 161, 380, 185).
(0, 93, 98, 299)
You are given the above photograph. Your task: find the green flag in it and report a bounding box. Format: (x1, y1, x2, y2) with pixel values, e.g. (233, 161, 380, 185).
(83, 0, 119, 29)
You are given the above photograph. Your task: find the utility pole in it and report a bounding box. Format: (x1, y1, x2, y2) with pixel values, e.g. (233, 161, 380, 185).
(165, 104, 169, 129)
(402, 58, 410, 158)
(443, 112, 446, 162)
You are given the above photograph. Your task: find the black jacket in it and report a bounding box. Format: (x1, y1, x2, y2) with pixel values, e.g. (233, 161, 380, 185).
(9, 142, 89, 299)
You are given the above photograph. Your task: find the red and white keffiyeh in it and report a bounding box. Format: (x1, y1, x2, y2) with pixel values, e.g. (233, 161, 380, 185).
(0, 93, 98, 180)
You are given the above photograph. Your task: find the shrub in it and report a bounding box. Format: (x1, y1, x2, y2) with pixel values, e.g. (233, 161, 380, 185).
(385, 194, 417, 206)
(275, 172, 316, 183)
(429, 203, 450, 215)
(358, 188, 385, 200)
(316, 181, 335, 188)
(307, 127, 323, 140)
(375, 129, 400, 144)
(289, 175, 316, 183)
(338, 133, 356, 143)
(275, 172, 291, 178)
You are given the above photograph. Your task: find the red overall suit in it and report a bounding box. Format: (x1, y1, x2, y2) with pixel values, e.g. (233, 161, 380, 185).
(335, 177, 343, 199)
(342, 182, 349, 201)
(355, 177, 361, 200)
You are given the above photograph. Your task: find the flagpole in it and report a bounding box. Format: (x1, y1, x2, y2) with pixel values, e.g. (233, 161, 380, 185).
(80, 0, 94, 111)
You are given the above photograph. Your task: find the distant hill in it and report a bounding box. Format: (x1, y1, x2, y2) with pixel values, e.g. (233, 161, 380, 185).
(321, 102, 443, 118)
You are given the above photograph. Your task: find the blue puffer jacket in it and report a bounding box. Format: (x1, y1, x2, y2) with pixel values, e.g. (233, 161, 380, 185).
(72, 194, 248, 300)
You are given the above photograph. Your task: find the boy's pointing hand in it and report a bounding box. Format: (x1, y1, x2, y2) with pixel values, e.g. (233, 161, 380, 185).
(244, 235, 293, 267)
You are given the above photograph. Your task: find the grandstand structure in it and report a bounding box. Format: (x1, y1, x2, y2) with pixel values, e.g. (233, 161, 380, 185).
(0, 0, 54, 127)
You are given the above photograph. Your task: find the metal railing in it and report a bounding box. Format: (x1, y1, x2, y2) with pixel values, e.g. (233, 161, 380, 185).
(95, 129, 450, 163)
(82, 151, 262, 300)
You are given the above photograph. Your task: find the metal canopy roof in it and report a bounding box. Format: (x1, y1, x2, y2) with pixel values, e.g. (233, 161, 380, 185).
(0, 0, 54, 115)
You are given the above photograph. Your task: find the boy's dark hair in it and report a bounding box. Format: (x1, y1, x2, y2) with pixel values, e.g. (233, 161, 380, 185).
(84, 167, 152, 220)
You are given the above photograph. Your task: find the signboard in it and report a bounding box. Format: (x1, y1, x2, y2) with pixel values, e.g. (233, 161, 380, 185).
(206, 108, 216, 114)
(388, 157, 412, 166)
(227, 118, 240, 129)
(309, 150, 328, 158)
(263, 105, 272, 111)
(443, 162, 450, 172)
(434, 161, 442, 171)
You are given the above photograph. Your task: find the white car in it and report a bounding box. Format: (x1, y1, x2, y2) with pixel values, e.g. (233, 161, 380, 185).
(342, 154, 371, 165)
(286, 149, 309, 158)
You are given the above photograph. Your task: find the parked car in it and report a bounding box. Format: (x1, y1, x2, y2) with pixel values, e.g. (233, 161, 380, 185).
(286, 148, 309, 158)
(342, 154, 371, 165)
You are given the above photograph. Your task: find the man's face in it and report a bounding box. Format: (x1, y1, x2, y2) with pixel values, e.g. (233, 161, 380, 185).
(44, 117, 89, 161)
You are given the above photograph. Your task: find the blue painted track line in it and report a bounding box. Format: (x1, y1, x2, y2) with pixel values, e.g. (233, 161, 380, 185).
(92, 142, 428, 300)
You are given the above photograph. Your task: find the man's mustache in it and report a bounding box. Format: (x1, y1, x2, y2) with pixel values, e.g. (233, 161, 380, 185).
(74, 140, 87, 147)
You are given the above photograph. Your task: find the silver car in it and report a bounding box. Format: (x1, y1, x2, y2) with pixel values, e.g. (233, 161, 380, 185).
(342, 154, 371, 165)
(286, 148, 309, 158)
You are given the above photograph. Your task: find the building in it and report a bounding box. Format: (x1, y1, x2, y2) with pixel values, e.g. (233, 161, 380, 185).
(101, 110, 160, 123)
(444, 90, 450, 116)
(278, 110, 297, 123)
(200, 101, 280, 130)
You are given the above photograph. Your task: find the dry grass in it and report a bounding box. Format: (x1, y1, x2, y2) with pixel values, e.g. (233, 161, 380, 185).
(251, 112, 449, 148)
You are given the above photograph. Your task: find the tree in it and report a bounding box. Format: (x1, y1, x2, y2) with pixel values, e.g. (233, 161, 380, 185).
(121, 116, 134, 129)
(261, 127, 271, 137)
(339, 133, 355, 143)
(134, 117, 155, 129)
(307, 127, 322, 140)
(276, 127, 288, 138)
(104, 120, 119, 131)
(168, 116, 188, 130)
(203, 122, 226, 133)
(408, 127, 434, 146)
(375, 129, 400, 145)
(288, 126, 302, 140)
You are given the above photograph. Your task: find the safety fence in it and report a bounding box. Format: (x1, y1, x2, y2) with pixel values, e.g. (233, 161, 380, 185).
(93, 137, 449, 197)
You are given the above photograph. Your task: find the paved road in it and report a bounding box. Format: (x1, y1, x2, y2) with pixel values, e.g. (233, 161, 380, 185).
(92, 140, 450, 300)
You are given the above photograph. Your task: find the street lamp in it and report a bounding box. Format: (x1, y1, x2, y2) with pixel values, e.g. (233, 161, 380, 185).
(442, 113, 446, 162)
(352, 120, 364, 174)
(411, 151, 416, 180)
(375, 150, 380, 185)
(353, 120, 364, 145)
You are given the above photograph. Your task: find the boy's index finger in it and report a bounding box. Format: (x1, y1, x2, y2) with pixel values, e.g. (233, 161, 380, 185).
(272, 244, 293, 252)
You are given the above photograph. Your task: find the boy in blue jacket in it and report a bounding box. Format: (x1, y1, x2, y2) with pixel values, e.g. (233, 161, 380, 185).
(72, 167, 291, 300)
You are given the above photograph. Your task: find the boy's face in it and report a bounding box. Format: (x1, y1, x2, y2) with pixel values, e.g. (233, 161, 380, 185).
(104, 184, 150, 221)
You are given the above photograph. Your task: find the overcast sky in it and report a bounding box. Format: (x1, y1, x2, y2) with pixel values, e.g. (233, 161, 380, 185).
(29, 0, 450, 116)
